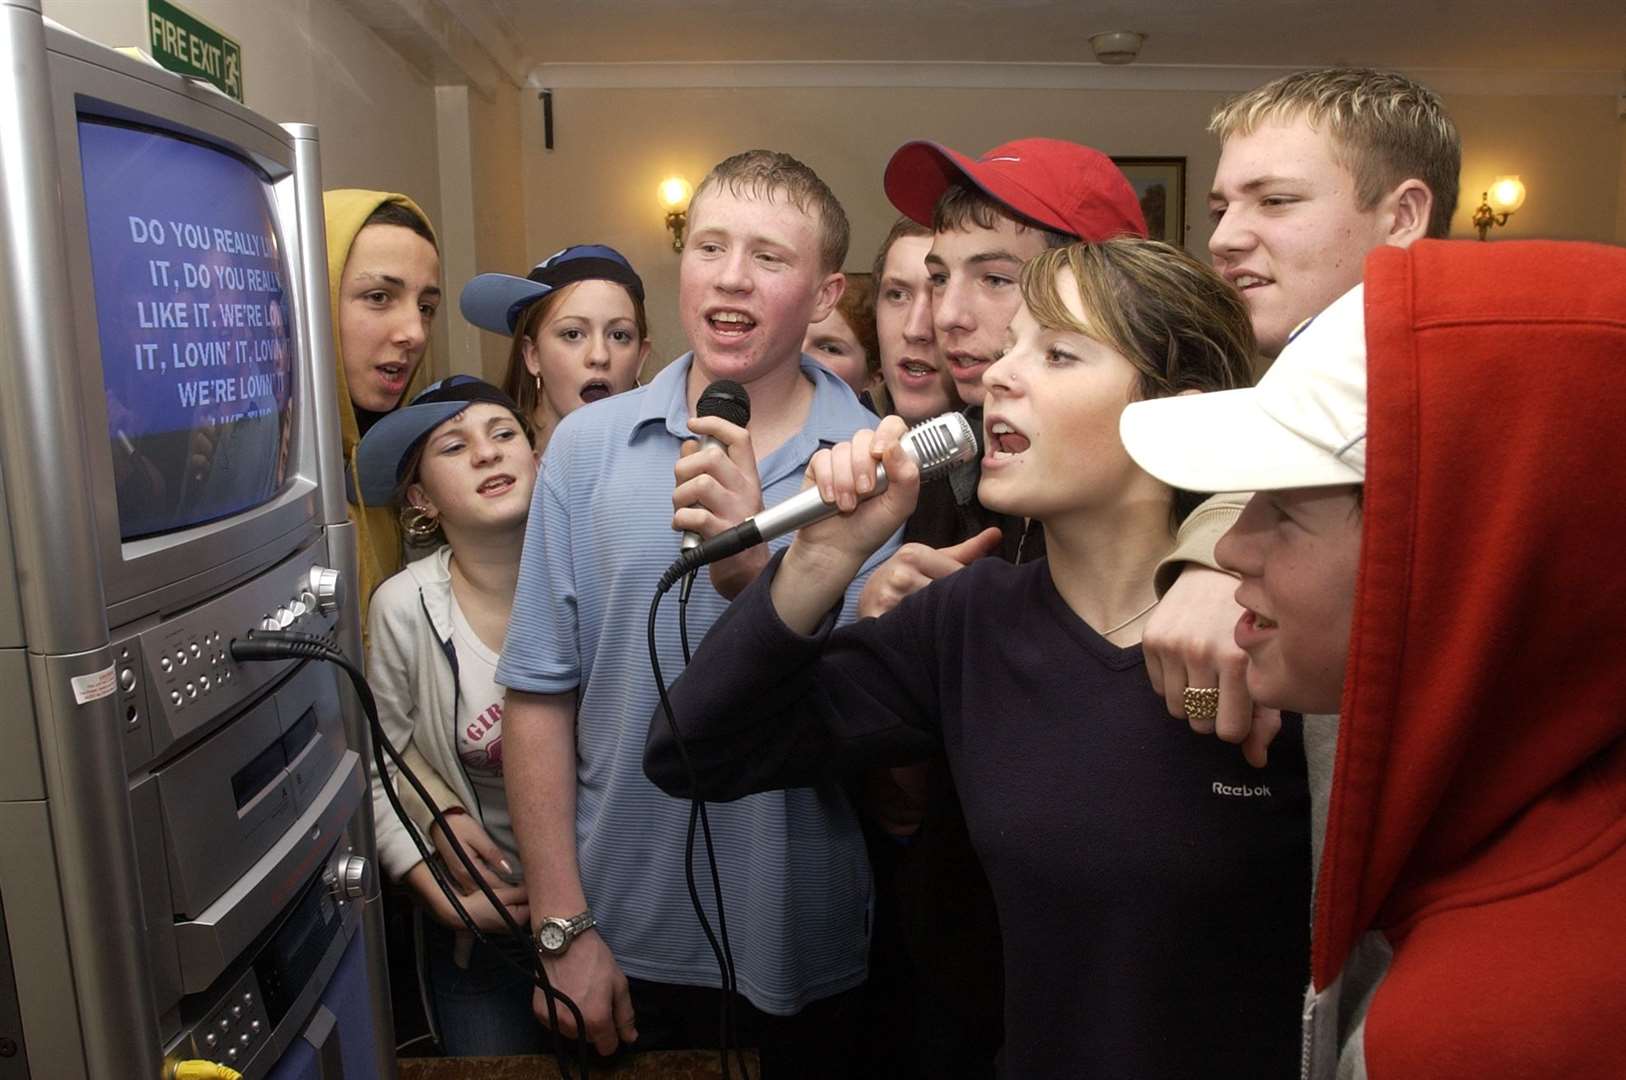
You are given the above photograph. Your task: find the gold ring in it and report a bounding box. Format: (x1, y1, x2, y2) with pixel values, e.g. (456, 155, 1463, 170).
(1182, 686, 1221, 726)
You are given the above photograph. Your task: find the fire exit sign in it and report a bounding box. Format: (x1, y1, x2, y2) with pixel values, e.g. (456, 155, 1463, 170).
(146, 0, 243, 102)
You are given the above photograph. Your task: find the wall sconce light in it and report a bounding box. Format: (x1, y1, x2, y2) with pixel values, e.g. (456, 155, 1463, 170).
(1472, 175, 1527, 240)
(658, 176, 694, 252)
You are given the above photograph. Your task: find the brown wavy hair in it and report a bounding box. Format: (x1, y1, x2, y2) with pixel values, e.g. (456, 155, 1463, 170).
(1021, 239, 1256, 522)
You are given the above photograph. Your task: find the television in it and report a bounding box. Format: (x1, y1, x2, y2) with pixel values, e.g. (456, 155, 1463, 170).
(36, 22, 345, 629)
(79, 119, 297, 541)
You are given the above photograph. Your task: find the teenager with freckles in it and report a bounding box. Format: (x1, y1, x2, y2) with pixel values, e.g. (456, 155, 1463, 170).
(646, 239, 1310, 1079)
(1120, 238, 1626, 1080)
(460, 244, 653, 453)
(498, 151, 894, 1072)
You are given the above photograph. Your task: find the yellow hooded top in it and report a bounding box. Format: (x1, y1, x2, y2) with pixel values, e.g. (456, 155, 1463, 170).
(322, 189, 436, 631)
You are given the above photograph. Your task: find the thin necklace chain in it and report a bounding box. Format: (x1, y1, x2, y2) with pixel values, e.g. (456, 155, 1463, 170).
(1101, 596, 1161, 637)
(1014, 519, 1158, 636)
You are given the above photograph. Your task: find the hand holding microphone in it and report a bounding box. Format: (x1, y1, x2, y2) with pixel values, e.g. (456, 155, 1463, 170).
(673, 380, 766, 600)
(760, 412, 978, 634)
(664, 411, 978, 596)
(678, 380, 751, 553)
(797, 416, 925, 567)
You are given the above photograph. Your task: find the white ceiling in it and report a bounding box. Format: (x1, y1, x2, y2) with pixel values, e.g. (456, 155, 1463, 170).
(487, 0, 1626, 72)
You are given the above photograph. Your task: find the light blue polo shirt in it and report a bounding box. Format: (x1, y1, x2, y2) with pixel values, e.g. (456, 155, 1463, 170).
(496, 353, 897, 1014)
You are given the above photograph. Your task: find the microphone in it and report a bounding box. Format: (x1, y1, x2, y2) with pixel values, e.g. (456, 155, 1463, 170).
(666, 411, 978, 582)
(681, 379, 752, 552)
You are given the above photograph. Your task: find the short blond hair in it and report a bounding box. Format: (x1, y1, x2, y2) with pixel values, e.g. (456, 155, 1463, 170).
(1209, 67, 1460, 238)
(692, 150, 850, 274)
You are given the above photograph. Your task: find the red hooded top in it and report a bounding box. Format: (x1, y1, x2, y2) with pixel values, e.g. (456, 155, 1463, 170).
(1314, 239, 1626, 1078)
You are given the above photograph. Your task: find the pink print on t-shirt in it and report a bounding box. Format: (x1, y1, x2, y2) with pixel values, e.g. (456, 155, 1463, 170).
(460, 700, 504, 776)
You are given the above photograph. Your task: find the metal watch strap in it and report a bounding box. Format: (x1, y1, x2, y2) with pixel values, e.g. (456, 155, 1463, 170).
(536, 910, 596, 956)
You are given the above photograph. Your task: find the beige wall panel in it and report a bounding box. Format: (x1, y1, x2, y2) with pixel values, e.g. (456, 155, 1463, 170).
(520, 83, 1625, 370)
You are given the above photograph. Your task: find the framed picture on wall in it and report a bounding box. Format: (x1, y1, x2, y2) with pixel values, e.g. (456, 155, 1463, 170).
(1112, 157, 1187, 246)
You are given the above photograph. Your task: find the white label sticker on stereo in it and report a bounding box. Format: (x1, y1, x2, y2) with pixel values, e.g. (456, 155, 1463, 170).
(71, 664, 118, 706)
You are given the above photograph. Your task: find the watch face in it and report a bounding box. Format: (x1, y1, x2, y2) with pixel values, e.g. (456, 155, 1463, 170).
(539, 923, 566, 951)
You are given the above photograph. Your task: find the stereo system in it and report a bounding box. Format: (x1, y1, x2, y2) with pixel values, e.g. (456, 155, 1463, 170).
(0, 5, 394, 1076)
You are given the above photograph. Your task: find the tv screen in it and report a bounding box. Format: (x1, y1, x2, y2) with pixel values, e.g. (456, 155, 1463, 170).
(78, 119, 296, 541)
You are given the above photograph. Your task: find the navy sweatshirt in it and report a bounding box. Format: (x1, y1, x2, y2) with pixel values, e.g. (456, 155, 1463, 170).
(646, 551, 1309, 1078)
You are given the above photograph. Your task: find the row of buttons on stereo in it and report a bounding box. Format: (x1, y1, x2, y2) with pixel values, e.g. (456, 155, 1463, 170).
(166, 669, 234, 707)
(161, 634, 233, 708)
(200, 990, 261, 1062)
(260, 567, 343, 631)
(158, 634, 228, 672)
(260, 595, 317, 632)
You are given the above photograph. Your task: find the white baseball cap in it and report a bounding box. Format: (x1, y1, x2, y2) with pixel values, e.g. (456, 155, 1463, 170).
(1119, 283, 1367, 492)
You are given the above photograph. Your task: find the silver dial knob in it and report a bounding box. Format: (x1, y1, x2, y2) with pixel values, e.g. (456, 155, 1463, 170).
(332, 854, 369, 900)
(306, 567, 342, 615)
(273, 606, 296, 630)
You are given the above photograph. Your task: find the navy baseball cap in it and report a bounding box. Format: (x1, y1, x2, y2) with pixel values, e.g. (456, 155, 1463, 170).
(459, 244, 646, 336)
(355, 375, 523, 505)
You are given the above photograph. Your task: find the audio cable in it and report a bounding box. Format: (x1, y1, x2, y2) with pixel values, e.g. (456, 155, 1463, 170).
(230, 631, 592, 1078)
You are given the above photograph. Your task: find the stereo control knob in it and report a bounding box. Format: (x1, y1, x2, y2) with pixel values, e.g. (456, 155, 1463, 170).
(330, 854, 370, 900)
(306, 567, 343, 615)
(273, 606, 296, 630)
(259, 616, 280, 632)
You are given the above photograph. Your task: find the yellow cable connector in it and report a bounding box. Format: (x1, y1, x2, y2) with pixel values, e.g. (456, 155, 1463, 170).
(168, 1060, 244, 1080)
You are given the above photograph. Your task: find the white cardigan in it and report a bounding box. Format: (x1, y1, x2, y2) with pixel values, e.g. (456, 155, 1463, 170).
(365, 546, 486, 881)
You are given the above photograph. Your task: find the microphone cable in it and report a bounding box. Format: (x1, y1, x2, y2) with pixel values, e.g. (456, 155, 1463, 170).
(676, 575, 749, 1080)
(230, 630, 593, 1079)
(647, 571, 752, 1080)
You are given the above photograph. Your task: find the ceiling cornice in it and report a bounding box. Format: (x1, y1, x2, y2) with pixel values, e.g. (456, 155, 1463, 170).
(528, 60, 1626, 98)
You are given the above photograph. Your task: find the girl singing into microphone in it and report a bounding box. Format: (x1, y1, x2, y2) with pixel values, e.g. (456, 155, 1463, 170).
(646, 239, 1311, 1078)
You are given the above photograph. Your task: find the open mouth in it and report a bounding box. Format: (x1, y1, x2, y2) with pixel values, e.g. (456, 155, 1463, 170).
(1230, 272, 1274, 292)
(707, 310, 757, 337)
(896, 358, 938, 383)
(986, 419, 1030, 457)
(376, 362, 409, 390)
(579, 379, 613, 404)
(477, 474, 515, 497)
(1243, 609, 1279, 630)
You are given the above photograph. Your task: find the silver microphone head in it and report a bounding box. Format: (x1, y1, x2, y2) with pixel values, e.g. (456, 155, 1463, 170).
(902, 412, 980, 481)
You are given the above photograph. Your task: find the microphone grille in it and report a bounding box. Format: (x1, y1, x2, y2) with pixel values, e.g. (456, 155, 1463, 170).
(903, 412, 979, 481)
(696, 379, 751, 428)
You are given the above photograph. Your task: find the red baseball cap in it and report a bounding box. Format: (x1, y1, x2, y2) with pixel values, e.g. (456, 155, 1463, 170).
(884, 137, 1148, 242)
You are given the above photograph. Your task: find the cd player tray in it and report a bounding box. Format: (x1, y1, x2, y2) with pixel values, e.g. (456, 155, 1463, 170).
(173, 750, 363, 995)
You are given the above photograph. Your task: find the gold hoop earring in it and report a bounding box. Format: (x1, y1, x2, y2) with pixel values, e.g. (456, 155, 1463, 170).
(401, 503, 440, 542)
(533, 374, 542, 396)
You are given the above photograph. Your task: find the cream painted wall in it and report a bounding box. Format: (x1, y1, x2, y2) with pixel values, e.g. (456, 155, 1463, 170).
(522, 85, 1231, 368)
(42, 0, 449, 361)
(1449, 94, 1623, 244)
(465, 83, 530, 384)
(521, 83, 1626, 369)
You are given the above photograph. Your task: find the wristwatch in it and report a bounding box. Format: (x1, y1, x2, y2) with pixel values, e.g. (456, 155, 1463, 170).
(535, 911, 596, 957)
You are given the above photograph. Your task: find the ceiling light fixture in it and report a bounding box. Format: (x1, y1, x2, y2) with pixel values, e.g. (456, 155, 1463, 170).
(1089, 31, 1145, 65)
